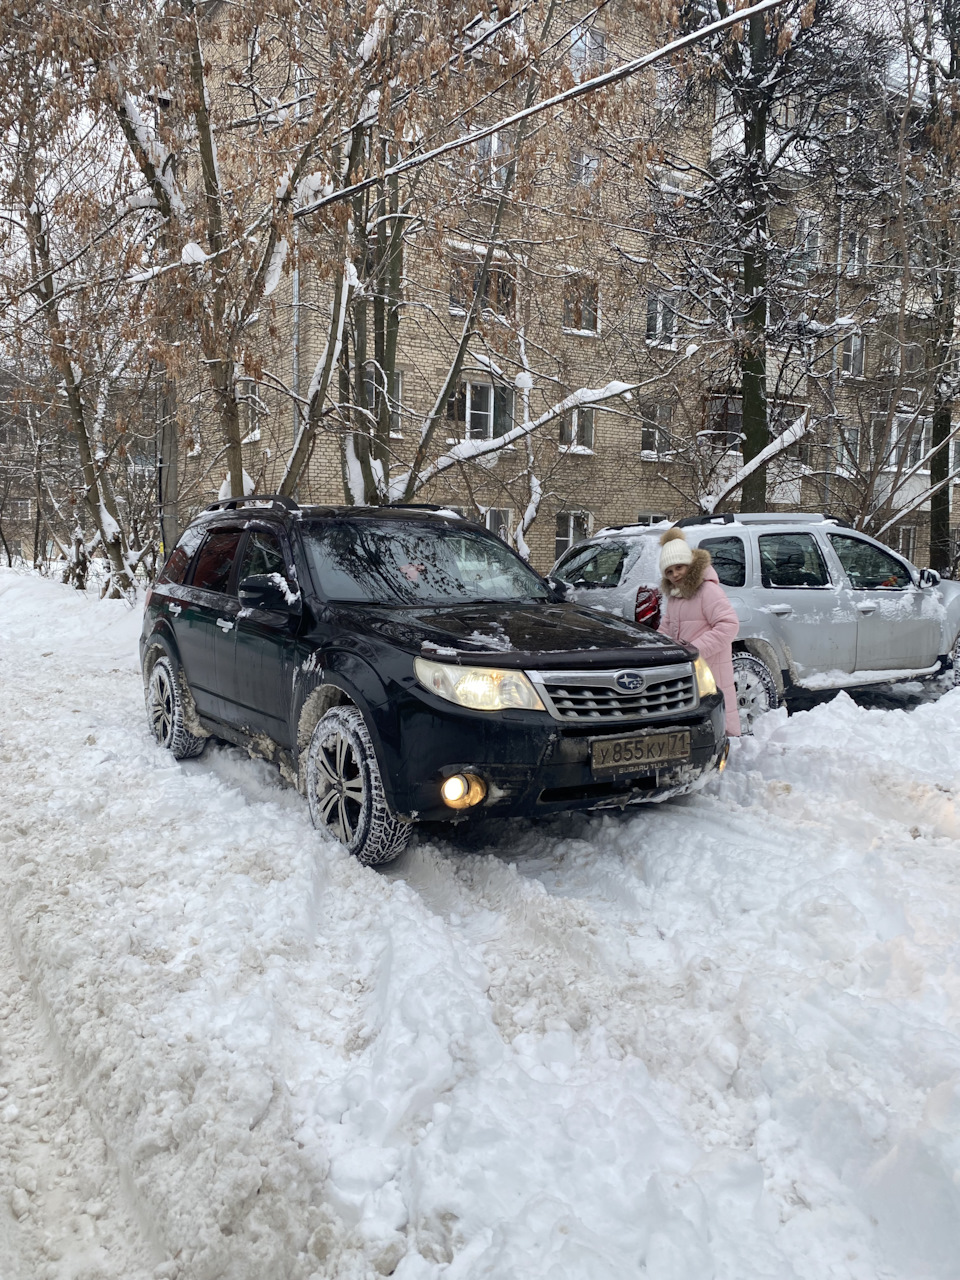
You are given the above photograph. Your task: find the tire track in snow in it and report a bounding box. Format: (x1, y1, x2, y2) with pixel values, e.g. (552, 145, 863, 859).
(0, 917, 160, 1280)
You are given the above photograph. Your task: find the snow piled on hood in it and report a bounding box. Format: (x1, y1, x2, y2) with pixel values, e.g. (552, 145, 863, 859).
(1, 566, 960, 1279)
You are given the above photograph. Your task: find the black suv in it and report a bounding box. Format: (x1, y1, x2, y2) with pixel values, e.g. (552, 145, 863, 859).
(141, 498, 728, 864)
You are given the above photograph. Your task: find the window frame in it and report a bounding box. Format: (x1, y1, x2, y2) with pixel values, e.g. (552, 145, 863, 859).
(449, 253, 515, 319)
(640, 403, 673, 458)
(562, 274, 600, 335)
(841, 332, 866, 379)
(482, 507, 513, 541)
(570, 23, 606, 81)
(447, 379, 514, 441)
(188, 528, 246, 596)
(827, 532, 914, 590)
(554, 510, 592, 561)
(645, 292, 677, 347)
(845, 231, 870, 278)
(559, 405, 595, 453)
(757, 531, 832, 590)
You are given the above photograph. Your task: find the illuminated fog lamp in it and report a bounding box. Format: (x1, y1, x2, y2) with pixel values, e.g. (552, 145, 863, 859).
(717, 741, 730, 773)
(440, 772, 487, 810)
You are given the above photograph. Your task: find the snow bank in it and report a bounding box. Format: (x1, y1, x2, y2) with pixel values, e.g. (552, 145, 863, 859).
(2, 568, 960, 1279)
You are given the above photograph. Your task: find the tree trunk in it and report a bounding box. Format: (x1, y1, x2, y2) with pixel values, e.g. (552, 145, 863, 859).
(738, 13, 771, 513)
(159, 373, 180, 554)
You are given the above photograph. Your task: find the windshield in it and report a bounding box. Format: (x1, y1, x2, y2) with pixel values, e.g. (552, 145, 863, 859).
(554, 541, 629, 588)
(301, 520, 551, 606)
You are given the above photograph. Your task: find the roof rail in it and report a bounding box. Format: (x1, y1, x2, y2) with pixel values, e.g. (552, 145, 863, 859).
(387, 502, 453, 513)
(733, 512, 825, 524)
(675, 513, 735, 527)
(204, 494, 300, 513)
(678, 511, 843, 528)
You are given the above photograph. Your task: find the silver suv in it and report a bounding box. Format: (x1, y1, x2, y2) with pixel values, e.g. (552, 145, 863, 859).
(551, 513, 960, 729)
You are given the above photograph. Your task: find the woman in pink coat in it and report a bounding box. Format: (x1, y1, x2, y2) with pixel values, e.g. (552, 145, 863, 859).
(657, 527, 741, 737)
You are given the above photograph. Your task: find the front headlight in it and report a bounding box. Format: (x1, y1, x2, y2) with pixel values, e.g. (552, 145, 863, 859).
(414, 657, 546, 713)
(694, 656, 717, 697)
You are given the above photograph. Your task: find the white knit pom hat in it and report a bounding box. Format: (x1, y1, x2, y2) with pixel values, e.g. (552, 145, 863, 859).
(659, 527, 693, 573)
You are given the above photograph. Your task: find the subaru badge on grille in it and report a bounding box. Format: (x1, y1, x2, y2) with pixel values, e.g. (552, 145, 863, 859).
(614, 671, 645, 692)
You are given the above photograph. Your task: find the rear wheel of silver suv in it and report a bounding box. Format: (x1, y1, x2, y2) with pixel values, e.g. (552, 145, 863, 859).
(732, 652, 779, 734)
(306, 705, 411, 867)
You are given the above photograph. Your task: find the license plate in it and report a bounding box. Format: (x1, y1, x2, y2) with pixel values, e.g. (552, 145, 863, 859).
(590, 729, 691, 777)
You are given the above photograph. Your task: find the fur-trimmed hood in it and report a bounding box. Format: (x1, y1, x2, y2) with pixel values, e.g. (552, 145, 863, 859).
(661, 546, 714, 598)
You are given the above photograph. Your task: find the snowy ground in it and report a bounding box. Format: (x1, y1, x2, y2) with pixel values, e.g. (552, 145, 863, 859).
(1, 566, 959, 1280)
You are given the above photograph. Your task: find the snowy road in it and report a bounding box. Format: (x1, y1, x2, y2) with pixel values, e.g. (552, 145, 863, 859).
(1, 567, 959, 1280)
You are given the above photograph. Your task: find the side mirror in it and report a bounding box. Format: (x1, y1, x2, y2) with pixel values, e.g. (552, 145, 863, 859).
(238, 573, 301, 613)
(919, 567, 941, 588)
(546, 576, 569, 601)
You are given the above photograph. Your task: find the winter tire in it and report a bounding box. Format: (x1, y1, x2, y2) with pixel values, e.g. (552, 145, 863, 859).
(952, 634, 960, 688)
(732, 652, 779, 735)
(147, 655, 207, 760)
(306, 705, 411, 866)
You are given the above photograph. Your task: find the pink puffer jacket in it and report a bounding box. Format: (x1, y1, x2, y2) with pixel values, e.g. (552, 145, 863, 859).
(658, 549, 741, 737)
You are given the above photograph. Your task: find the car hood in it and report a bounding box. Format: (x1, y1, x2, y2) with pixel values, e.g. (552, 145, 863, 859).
(337, 600, 693, 670)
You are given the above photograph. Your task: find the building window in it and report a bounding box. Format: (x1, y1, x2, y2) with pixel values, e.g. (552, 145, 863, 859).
(447, 381, 514, 440)
(790, 212, 820, 277)
(559, 405, 594, 451)
(646, 292, 676, 345)
(555, 510, 591, 560)
(473, 130, 514, 190)
(569, 149, 599, 186)
(6, 498, 32, 522)
(562, 276, 599, 333)
(570, 24, 605, 80)
(703, 394, 743, 452)
(893, 525, 917, 561)
(836, 423, 860, 472)
(888, 412, 931, 469)
(902, 343, 924, 377)
(636, 510, 669, 525)
(845, 231, 870, 277)
(842, 333, 866, 378)
(640, 403, 673, 456)
(483, 508, 513, 541)
(449, 254, 515, 318)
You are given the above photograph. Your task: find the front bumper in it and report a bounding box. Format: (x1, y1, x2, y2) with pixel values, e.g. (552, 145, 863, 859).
(376, 687, 727, 822)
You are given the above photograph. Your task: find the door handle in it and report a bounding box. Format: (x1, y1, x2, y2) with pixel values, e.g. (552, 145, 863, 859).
(767, 604, 792, 616)
(856, 603, 877, 614)
(168, 602, 182, 616)
(216, 618, 235, 632)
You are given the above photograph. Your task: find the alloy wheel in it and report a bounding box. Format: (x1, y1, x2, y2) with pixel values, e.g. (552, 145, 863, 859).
(733, 654, 778, 734)
(150, 663, 175, 746)
(313, 729, 367, 844)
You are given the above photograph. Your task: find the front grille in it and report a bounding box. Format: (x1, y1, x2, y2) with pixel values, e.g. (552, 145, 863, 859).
(528, 663, 697, 723)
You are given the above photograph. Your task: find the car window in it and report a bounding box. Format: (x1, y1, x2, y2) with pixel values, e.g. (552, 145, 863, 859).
(302, 520, 550, 605)
(190, 530, 244, 594)
(157, 525, 205, 585)
(238, 529, 286, 581)
(699, 536, 746, 588)
(758, 532, 830, 588)
(828, 534, 912, 589)
(553, 542, 628, 588)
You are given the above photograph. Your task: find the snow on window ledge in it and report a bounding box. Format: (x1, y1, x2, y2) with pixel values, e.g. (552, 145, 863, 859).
(562, 327, 599, 338)
(559, 444, 595, 456)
